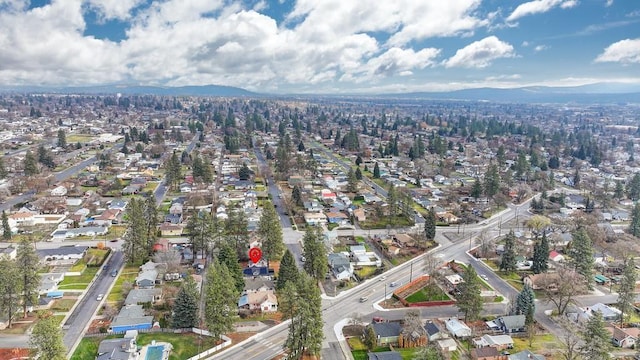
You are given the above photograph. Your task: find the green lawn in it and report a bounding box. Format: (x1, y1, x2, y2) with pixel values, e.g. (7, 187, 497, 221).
(86, 248, 110, 266)
(107, 266, 139, 303)
(354, 266, 378, 279)
(137, 332, 220, 360)
(50, 298, 77, 312)
(72, 333, 220, 360)
(404, 285, 450, 303)
(512, 333, 562, 353)
(58, 267, 99, 290)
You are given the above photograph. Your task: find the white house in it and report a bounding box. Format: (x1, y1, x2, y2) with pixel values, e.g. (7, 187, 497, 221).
(50, 185, 67, 197)
(445, 318, 472, 338)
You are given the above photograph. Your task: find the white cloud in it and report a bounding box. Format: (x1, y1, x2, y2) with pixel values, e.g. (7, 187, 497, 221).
(534, 44, 548, 51)
(343, 47, 441, 83)
(595, 38, 640, 64)
(506, 0, 577, 22)
(485, 74, 522, 81)
(86, 0, 145, 21)
(606, 0, 613, 7)
(444, 36, 515, 68)
(522, 41, 530, 47)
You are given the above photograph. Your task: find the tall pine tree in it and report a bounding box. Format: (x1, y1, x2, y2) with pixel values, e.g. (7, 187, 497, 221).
(515, 284, 535, 325)
(579, 310, 612, 360)
(17, 237, 40, 318)
(499, 231, 517, 273)
(568, 227, 594, 290)
(617, 257, 637, 326)
(277, 249, 299, 291)
(204, 261, 239, 341)
(172, 276, 199, 328)
(456, 264, 483, 321)
(531, 233, 549, 274)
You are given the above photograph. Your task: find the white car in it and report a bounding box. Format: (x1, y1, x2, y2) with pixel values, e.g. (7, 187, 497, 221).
(480, 274, 489, 281)
(96, 294, 104, 301)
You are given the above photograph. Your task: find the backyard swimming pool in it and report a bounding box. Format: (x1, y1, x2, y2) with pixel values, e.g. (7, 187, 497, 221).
(145, 345, 165, 360)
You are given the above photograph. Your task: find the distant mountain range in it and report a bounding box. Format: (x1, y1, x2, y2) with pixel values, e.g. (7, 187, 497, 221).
(0, 84, 257, 97)
(381, 83, 640, 104)
(1, 82, 640, 104)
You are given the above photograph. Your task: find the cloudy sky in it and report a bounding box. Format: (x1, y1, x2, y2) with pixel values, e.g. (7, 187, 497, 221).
(0, 0, 639, 94)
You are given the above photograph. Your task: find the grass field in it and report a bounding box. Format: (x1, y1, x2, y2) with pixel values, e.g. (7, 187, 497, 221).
(50, 298, 77, 312)
(72, 333, 221, 360)
(107, 266, 139, 303)
(404, 285, 450, 303)
(86, 248, 110, 266)
(58, 267, 99, 290)
(67, 134, 95, 143)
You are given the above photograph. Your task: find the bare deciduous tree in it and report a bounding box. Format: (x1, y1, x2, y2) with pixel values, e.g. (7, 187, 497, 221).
(538, 266, 587, 315)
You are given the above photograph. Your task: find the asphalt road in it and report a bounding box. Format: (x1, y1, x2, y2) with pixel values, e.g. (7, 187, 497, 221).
(62, 250, 124, 353)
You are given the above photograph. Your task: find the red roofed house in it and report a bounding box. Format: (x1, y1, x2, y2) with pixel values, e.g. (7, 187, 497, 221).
(549, 250, 565, 262)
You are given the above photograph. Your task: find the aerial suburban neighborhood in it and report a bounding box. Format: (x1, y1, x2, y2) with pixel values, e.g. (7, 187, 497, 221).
(0, 91, 638, 360)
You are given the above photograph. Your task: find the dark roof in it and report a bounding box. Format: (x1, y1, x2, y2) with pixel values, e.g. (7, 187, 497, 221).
(37, 246, 88, 258)
(372, 322, 401, 338)
(368, 351, 402, 360)
(424, 321, 441, 336)
(498, 315, 525, 329)
(473, 347, 500, 358)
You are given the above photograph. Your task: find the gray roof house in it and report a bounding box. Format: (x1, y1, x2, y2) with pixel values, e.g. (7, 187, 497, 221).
(96, 337, 138, 360)
(424, 321, 447, 341)
(445, 318, 472, 338)
(124, 288, 162, 305)
(371, 322, 402, 346)
(508, 350, 545, 360)
(367, 351, 402, 360)
(328, 253, 353, 281)
(497, 315, 526, 333)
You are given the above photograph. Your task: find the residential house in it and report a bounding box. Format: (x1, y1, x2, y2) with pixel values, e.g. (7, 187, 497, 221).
(326, 211, 349, 225)
(159, 223, 182, 237)
(549, 250, 565, 262)
(164, 213, 183, 224)
(303, 212, 327, 226)
(0, 246, 17, 260)
(497, 315, 525, 334)
(578, 303, 622, 322)
(437, 338, 457, 353)
(243, 278, 275, 294)
(424, 321, 447, 342)
(109, 305, 153, 333)
(37, 246, 88, 261)
(237, 290, 278, 312)
(38, 273, 65, 295)
(370, 322, 402, 346)
(135, 261, 164, 288)
(169, 203, 183, 215)
(473, 334, 514, 350)
(367, 351, 402, 360)
(471, 347, 507, 360)
(109, 199, 128, 211)
(96, 336, 139, 360)
(124, 288, 162, 306)
(445, 318, 472, 338)
(352, 208, 366, 222)
(328, 253, 353, 281)
(50, 185, 67, 196)
(508, 350, 545, 360)
(609, 325, 640, 348)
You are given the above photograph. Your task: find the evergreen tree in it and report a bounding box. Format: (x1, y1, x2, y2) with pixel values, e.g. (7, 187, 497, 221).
(456, 264, 483, 321)
(258, 203, 284, 263)
(531, 233, 549, 274)
(628, 173, 640, 200)
(617, 257, 637, 326)
(0, 256, 21, 328)
(1, 211, 11, 240)
(568, 227, 594, 289)
(277, 249, 299, 291)
(579, 310, 612, 360)
(238, 163, 252, 180)
(515, 284, 536, 325)
(483, 164, 501, 198)
(0, 157, 7, 179)
(218, 242, 245, 293)
(172, 276, 199, 328)
(17, 237, 40, 318)
(186, 211, 214, 260)
(355, 167, 363, 180)
(355, 155, 363, 167)
(363, 326, 377, 351)
(470, 178, 482, 200)
(122, 197, 149, 264)
(386, 185, 398, 218)
(291, 185, 303, 207)
(302, 226, 328, 282)
(23, 150, 39, 176)
(224, 209, 250, 260)
(614, 180, 625, 199)
(29, 312, 66, 360)
(424, 210, 436, 241)
(629, 202, 640, 238)
(373, 162, 380, 178)
(347, 167, 358, 193)
(283, 273, 323, 358)
(499, 231, 517, 273)
(56, 129, 66, 149)
(204, 261, 239, 341)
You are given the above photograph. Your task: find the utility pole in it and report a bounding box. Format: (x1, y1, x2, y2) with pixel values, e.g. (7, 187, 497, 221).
(410, 261, 414, 283)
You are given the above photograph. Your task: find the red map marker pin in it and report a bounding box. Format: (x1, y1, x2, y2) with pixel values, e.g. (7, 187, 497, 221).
(249, 247, 262, 264)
